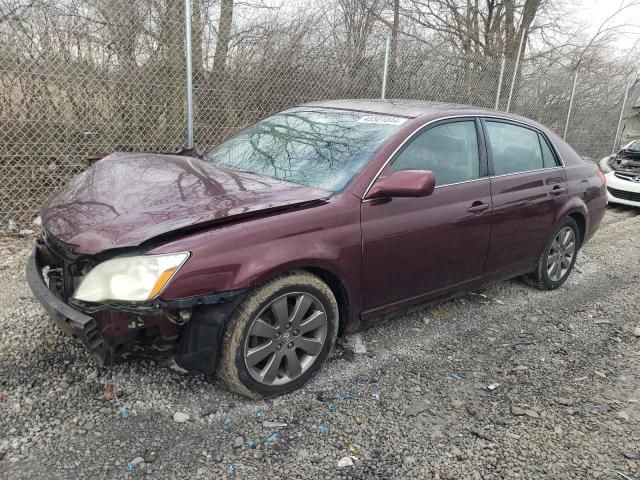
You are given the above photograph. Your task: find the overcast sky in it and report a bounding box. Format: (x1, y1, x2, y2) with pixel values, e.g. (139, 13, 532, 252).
(578, 0, 640, 49)
(238, 0, 640, 53)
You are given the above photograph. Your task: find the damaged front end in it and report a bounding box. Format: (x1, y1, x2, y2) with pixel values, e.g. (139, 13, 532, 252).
(26, 230, 245, 377)
(600, 140, 640, 176)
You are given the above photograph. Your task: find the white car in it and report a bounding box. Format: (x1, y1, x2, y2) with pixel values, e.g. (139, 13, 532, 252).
(600, 140, 640, 207)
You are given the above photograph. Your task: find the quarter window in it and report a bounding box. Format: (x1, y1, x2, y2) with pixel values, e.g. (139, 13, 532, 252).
(539, 134, 558, 168)
(485, 121, 544, 175)
(391, 121, 480, 186)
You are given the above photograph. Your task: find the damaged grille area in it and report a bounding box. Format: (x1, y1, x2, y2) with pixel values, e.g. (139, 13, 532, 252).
(607, 187, 640, 203)
(39, 229, 88, 302)
(614, 172, 640, 182)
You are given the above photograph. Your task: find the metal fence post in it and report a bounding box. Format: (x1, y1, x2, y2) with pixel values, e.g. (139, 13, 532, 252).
(381, 34, 390, 100)
(184, 0, 194, 149)
(506, 30, 526, 113)
(612, 81, 631, 154)
(563, 71, 578, 140)
(494, 56, 505, 110)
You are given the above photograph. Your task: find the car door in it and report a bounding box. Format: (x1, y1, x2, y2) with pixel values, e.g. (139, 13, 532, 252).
(482, 119, 568, 279)
(360, 118, 492, 315)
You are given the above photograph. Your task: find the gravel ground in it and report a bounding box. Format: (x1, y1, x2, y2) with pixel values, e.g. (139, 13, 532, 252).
(1, 205, 640, 480)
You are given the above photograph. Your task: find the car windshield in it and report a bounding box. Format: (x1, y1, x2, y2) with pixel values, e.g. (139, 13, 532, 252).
(205, 108, 406, 191)
(623, 140, 640, 152)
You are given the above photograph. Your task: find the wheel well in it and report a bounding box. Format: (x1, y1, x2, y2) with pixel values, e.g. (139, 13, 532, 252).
(302, 267, 348, 337)
(568, 212, 585, 247)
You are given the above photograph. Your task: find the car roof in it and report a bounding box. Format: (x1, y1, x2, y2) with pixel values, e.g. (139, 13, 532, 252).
(302, 98, 538, 125)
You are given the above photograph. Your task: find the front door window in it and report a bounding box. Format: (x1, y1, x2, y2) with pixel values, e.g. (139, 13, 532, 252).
(391, 121, 480, 186)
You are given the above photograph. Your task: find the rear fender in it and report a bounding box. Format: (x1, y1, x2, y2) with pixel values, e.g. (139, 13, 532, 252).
(552, 197, 588, 237)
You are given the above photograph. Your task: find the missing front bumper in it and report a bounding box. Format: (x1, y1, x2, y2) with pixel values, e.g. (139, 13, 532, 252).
(26, 247, 247, 376)
(26, 250, 110, 365)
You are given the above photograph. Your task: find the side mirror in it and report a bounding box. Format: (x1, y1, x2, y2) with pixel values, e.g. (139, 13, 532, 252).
(366, 170, 435, 199)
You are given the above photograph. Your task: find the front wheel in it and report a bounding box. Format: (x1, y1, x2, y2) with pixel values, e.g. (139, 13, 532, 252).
(218, 271, 338, 398)
(523, 217, 580, 290)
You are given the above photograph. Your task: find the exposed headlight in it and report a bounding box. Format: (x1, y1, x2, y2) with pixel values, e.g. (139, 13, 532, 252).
(598, 156, 613, 173)
(73, 253, 189, 303)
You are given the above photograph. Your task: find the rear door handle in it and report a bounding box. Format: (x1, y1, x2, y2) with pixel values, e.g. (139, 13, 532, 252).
(549, 186, 567, 195)
(467, 201, 490, 213)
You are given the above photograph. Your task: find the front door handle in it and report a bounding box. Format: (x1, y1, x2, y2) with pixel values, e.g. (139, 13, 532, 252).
(467, 201, 490, 213)
(549, 186, 567, 195)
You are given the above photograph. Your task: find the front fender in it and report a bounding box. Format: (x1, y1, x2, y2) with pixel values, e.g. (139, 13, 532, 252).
(148, 194, 363, 326)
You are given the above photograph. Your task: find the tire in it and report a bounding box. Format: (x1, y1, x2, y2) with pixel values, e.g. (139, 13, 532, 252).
(523, 217, 580, 290)
(218, 270, 338, 398)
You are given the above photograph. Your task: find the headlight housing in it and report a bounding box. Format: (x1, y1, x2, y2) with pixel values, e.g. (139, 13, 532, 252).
(598, 156, 613, 173)
(73, 252, 189, 303)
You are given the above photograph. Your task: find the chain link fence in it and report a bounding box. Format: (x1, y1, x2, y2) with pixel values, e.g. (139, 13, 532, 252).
(388, 38, 507, 109)
(0, 0, 187, 229)
(0, 1, 635, 229)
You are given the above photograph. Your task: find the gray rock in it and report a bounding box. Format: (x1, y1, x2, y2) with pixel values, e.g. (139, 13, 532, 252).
(466, 404, 486, 419)
(144, 449, 157, 463)
(511, 406, 526, 416)
(404, 455, 416, 465)
(233, 436, 244, 448)
(173, 412, 189, 423)
(337, 456, 355, 468)
(404, 400, 429, 417)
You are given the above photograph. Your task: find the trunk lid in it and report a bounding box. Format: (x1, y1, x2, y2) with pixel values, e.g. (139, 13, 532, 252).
(41, 152, 331, 255)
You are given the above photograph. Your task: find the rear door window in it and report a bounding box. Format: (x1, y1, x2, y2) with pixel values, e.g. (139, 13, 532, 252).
(485, 121, 544, 175)
(391, 120, 480, 186)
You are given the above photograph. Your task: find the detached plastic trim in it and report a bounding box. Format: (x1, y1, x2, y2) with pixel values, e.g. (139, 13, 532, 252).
(26, 250, 107, 365)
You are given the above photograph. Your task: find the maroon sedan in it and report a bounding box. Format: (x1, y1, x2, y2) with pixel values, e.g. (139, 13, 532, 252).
(27, 100, 607, 397)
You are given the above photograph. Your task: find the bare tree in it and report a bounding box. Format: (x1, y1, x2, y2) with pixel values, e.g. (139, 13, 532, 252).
(572, 0, 640, 70)
(212, 0, 234, 80)
(2, 0, 640, 228)
(335, 0, 383, 65)
(373, 0, 401, 90)
(400, 0, 565, 59)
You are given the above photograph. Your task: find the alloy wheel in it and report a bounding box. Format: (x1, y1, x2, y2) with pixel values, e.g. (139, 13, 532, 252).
(546, 227, 576, 282)
(243, 292, 328, 386)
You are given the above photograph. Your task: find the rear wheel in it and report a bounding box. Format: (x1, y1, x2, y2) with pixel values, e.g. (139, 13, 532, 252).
(218, 271, 338, 398)
(523, 217, 580, 290)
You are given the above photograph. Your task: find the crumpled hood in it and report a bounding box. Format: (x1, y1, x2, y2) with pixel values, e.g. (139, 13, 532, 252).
(41, 152, 331, 255)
